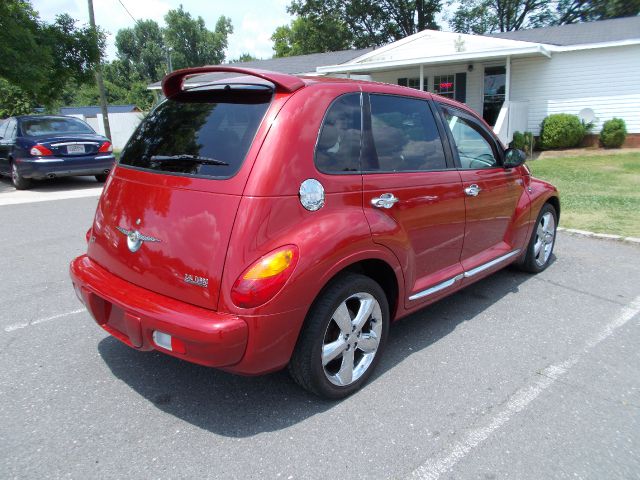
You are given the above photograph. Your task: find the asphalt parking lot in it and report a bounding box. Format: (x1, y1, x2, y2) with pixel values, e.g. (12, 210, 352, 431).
(1, 179, 639, 479)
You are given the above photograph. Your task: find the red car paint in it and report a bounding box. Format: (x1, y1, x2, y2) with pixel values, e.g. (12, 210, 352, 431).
(70, 67, 559, 376)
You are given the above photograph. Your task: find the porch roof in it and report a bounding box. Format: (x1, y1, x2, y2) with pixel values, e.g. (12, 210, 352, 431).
(316, 29, 551, 75)
(316, 45, 550, 74)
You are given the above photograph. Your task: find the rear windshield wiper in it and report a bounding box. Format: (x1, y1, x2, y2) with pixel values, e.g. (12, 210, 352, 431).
(149, 154, 229, 166)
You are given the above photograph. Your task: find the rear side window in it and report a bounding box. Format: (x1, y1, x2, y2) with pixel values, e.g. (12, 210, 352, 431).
(4, 119, 17, 140)
(315, 93, 362, 173)
(120, 86, 271, 179)
(368, 95, 447, 172)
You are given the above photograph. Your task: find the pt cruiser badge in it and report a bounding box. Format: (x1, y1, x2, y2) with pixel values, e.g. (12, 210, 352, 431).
(115, 226, 161, 253)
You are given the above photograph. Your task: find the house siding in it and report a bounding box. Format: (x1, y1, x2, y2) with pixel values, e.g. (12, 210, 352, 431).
(510, 44, 640, 134)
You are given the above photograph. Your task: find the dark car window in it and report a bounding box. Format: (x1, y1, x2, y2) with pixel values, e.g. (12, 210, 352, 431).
(120, 85, 272, 179)
(441, 107, 499, 169)
(20, 117, 95, 136)
(367, 94, 447, 172)
(315, 93, 362, 174)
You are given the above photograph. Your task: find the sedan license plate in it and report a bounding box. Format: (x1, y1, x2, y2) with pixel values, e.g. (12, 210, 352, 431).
(67, 144, 85, 154)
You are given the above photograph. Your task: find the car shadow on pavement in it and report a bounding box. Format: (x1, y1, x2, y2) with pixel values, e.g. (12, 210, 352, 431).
(97, 264, 547, 438)
(0, 175, 102, 194)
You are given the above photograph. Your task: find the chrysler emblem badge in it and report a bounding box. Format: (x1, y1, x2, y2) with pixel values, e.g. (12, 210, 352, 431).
(116, 226, 161, 253)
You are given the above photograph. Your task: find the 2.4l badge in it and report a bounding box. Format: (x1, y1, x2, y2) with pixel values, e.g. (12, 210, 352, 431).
(184, 274, 209, 288)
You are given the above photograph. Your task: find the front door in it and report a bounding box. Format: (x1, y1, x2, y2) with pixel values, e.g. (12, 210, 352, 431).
(483, 66, 506, 127)
(361, 93, 466, 307)
(438, 104, 526, 271)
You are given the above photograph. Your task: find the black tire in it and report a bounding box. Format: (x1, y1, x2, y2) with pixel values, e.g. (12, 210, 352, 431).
(518, 203, 557, 273)
(289, 273, 389, 399)
(95, 173, 108, 182)
(11, 161, 31, 190)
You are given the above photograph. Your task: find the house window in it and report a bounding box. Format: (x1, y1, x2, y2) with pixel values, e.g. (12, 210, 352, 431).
(398, 77, 428, 91)
(434, 75, 455, 99)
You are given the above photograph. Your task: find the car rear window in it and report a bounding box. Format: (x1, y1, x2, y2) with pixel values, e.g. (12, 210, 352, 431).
(21, 117, 95, 136)
(119, 85, 272, 179)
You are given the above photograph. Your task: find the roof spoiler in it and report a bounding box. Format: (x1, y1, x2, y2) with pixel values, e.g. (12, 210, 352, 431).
(161, 66, 306, 98)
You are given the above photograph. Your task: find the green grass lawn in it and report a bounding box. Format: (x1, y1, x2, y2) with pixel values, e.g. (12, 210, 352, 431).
(528, 152, 640, 237)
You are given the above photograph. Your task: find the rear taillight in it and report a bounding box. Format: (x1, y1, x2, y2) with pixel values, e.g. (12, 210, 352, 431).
(98, 141, 113, 153)
(30, 144, 53, 156)
(231, 246, 299, 308)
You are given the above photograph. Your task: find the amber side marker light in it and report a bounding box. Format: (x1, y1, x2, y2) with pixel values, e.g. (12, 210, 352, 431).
(231, 246, 299, 308)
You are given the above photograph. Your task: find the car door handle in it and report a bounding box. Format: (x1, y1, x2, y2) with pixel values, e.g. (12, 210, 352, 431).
(464, 184, 481, 196)
(371, 193, 399, 209)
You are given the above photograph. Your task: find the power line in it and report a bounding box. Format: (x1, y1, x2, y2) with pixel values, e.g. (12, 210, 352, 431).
(117, 0, 141, 25)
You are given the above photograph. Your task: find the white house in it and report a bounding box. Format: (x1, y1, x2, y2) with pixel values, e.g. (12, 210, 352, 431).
(316, 16, 640, 145)
(149, 16, 640, 146)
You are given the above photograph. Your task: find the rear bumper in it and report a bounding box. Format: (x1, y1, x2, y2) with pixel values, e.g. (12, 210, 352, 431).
(16, 155, 115, 179)
(70, 255, 249, 368)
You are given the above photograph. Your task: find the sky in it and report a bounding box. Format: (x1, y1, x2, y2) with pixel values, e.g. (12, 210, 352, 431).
(31, 0, 294, 61)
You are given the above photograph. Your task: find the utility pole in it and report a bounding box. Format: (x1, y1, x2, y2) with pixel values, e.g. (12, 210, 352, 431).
(87, 0, 112, 140)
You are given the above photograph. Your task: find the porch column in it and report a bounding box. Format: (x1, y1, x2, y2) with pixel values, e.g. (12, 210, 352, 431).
(505, 56, 511, 103)
(419, 65, 424, 91)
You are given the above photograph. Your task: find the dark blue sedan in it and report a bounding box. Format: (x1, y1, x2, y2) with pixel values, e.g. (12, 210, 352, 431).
(0, 115, 115, 190)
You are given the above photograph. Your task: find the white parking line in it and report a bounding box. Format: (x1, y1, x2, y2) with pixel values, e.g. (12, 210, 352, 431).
(409, 295, 640, 480)
(0, 187, 103, 206)
(4, 309, 86, 333)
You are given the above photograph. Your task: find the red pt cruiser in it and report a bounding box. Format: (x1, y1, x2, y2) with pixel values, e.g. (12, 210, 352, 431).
(70, 67, 559, 399)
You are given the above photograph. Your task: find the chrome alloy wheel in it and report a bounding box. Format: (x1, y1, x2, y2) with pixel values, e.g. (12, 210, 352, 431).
(321, 292, 383, 386)
(533, 211, 556, 267)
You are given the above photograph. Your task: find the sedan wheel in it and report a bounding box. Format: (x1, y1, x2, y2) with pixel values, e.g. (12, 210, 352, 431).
(289, 273, 389, 399)
(11, 161, 31, 190)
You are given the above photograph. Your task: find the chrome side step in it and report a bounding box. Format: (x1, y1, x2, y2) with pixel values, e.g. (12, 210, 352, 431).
(463, 249, 521, 278)
(408, 249, 521, 302)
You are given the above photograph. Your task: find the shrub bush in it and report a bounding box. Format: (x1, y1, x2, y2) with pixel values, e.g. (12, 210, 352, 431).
(539, 114, 585, 149)
(600, 118, 627, 148)
(510, 131, 534, 156)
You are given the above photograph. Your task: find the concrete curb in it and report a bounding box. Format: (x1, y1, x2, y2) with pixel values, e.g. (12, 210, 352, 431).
(558, 227, 640, 245)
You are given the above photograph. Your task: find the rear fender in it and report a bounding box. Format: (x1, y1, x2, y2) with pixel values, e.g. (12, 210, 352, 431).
(219, 194, 403, 374)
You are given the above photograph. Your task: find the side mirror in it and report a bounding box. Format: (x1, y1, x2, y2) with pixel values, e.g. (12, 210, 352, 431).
(504, 148, 526, 169)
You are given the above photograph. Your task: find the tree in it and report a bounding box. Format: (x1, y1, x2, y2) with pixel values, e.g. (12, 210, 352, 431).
(163, 6, 233, 69)
(272, 17, 351, 57)
(272, 0, 443, 57)
(229, 53, 259, 63)
(115, 20, 166, 82)
(0, 1, 103, 107)
(546, 0, 640, 25)
(450, 0, 551, 34)
(0, 79, 36, 117)
(450, 0, 640, 34)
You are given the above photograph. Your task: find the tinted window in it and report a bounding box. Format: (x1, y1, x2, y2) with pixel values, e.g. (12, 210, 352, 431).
(442, 108, 498, 169)
(315, 93, 361, 173)
(20, 117, 94, 136)
(0, 120, 7, 139)
(120, 87, 271, 179)
(368, 94, 447, 172)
